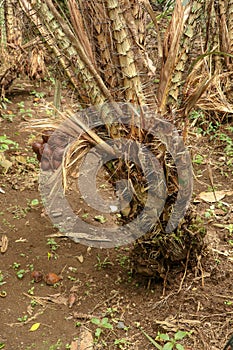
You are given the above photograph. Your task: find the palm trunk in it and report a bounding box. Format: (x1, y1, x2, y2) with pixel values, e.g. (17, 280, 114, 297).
(169, 0, 204, 103)
(228, 0, 233, 60)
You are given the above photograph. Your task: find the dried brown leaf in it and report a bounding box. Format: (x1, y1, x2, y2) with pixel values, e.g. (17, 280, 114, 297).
(0, 235, 8, 253)
(68, 292, 76, 308)
(70, 340, 78, 350)
(78, 327, 94, 350)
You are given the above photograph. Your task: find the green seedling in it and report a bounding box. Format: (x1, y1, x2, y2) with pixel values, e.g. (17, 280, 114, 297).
(114, 338, 132, 349)
(47, 238, 59, 251)
(17, 101, 25, 108)
(17, 315, 28, 322)
(29, 199, 39, 207)
(26, 156, 38, 165)
(0, 271, 6, 287)
(91, 317, 113, 341)
(67, 276, 76, 281)
(1, 112, 16, 122)
(193, 154, 204, 165)
(117, 254, 129, 268)
(0, 97, 12, 109)
(140, 327, 191, 350)
(30, 299, 38, 307)
(48, 339, 62, 350)
(19, 108, 33, 118)
(28, 286, 35, 295)
(28, 264, 34, 271)
(16, 269, 26, 279)
(94, 215, 107, 223)
(30, 90, 46, 99)
(95, 254, 113, 270)
(226, 224, 233, 234)
(12, 262, 27, 279)
(0, 135, 18, 152)
(106, 307, 118, 317)
(12, 262, 20, 270)
(204, 205, 215, 218)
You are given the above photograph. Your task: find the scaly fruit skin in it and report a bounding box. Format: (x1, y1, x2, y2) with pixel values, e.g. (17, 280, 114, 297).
(31, 270, 43, 283)
(32, 129, 66, 171)
(44, 272, 62, 285)
(31, 141, 43, 161)
(42, 130, 53, 143)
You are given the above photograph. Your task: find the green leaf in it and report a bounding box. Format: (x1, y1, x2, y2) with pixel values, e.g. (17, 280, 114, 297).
(114, 338, 127, 345)
(29, 323, 40, 332)
(158, 333, 170, 341)
(163, 342, 173, 350)
(0, 343, 5, 349)
(91, 317, 101, 325)
(16, 269, 25, 279)
(30, 199, 39, 206)
(95, 328, 102, 338)
(94, 215, 107, 223)
(101, 318, 113, 329)
(193, 154, 203, 165)
(175, 344, 184, 350)
(174, 331, 187, 341)
(140, 328, 163, 350)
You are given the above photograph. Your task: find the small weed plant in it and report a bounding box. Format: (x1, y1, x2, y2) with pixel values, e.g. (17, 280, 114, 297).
(95, 254, 113, 270)
(140, 327, 191, 350)
(91, 317, 113, 342)
(47, 238, 59, 251)
(189, 111, 233, 168)
(0, 135, 18, 152)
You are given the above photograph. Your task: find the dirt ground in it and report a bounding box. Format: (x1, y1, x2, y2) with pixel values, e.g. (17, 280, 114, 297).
(0, 81, 233, 350)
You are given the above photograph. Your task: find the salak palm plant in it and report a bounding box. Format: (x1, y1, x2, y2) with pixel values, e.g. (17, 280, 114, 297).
(2, 0, 232, 279)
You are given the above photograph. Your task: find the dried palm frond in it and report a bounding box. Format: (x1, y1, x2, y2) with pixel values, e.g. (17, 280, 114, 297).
(195, 73, 233, 118)
(183, 76, 214, 117)
(157, 0, 189, 114)
(19, 0, 109, 106)
(67, 0, 96, 67)
(0, 47, 24, 98)
(27, 46, 47, 80)
(141, 0, 162, 58)
(214, 0, 231, 68)
(182, 54, 233, 119)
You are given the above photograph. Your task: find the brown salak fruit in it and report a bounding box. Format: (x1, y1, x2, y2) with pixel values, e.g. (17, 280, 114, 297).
(31, 271, 43, 283)
(53, 147, 64, 161)
(52, 159, 61, 170)
(44, 272, 62, 285)
(32, 142, 43, 161)
(41, 158, 51, 171)
(42, 129, 54, 143)
(42, 143, 52, 158)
